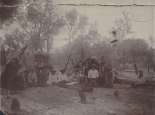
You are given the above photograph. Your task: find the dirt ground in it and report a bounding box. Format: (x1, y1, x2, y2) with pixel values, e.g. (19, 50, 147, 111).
(2, 83, 154, 115)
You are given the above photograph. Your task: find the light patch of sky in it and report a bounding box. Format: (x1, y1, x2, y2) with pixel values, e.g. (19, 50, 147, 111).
(53, 0, 133, 4)
(53, 5, 154, 49)
(53, 0, 155, 5)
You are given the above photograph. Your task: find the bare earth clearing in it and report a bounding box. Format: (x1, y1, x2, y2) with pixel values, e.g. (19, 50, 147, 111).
(9, 83, 154, 115)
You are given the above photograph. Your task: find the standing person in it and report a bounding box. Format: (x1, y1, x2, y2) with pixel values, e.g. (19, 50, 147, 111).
(78, 75, 87, 104)
(98, 56, 105, 86)
(138, 70, 143, 79)
(104, 63, 113, 88)
(27, 68, 38, 87)
(88, 64, 99, 87)
(134, 63, 138, 75)
(98, 62, 105, 87)
(1, 45, 7, 71)
(36, 67, 42, 86)
(1, 46, 27, 93)
(36, 66, 49, 86)
(78, 70, 94, 104)
(1, 58, 21, 92)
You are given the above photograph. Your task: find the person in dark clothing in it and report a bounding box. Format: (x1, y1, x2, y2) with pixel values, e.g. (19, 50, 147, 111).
(1, 45, 7, 67)
(36, 66, 49, 86)
(98, 62, 105, 87)
(1, 58, 23, 92)
(138, 70, 143, 79)
(78, 77, 87, 104)
(104, 63, 113, 88)
(1, 46, 27, 93)
(134, 63, 138, 75)
(78, 75, 94, 104)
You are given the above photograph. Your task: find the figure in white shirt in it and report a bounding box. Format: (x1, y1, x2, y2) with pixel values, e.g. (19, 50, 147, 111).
(88, 66, 99, 87)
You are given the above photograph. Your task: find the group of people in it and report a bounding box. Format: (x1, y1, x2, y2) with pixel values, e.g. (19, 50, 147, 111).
(0, 50, 53, 93)
(77, 57, 114, 104)
(0, 56, 68, 93)
(22, 66, 51, 87)
(0, 47, 114, 95)
(77, 57, 114, 88)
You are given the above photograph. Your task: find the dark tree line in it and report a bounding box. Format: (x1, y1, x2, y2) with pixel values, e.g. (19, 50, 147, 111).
(0, 0, 20, 23)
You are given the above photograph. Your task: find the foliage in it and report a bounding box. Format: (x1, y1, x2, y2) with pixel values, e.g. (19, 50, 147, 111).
(1, 0, 65, 69)
(61, 9, 89, 71)
(115, 38, 155, 71)
(111, 11, 132, 40)
(65, 9, 89, 41)
(0, 0, 20, 23)
(17, 0, 65, 52)
(65, 9, 78, 28)
(117, 39, 149, 64)
(4, 30, 26, 50)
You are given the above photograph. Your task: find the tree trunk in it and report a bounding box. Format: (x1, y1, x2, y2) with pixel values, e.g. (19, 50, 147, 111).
(147, 64, 150, 72)
(47, 37, 53, 53)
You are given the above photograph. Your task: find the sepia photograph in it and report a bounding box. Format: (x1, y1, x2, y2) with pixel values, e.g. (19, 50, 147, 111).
(0, 0, 155, 115)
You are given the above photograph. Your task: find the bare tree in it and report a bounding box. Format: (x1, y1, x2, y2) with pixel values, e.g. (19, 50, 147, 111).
(112, 11, 132, 40)
(63, 9, 89, 71)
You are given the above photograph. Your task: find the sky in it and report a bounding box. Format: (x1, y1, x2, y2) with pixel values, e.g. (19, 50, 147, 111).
(53, 0, 155, 5)
(52, 4, 155, 49)
(0, 0, 155, 50)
